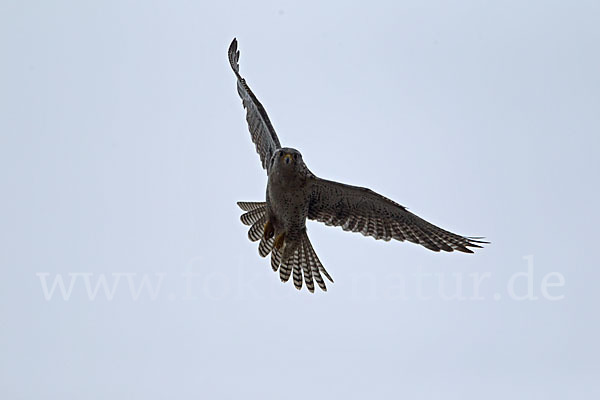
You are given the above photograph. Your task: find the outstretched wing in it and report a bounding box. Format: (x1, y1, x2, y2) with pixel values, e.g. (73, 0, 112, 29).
(228, 38, 281, 173)
(308, 178, 488, 253)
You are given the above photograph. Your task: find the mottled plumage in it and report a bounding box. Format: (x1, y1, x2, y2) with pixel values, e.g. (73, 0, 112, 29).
(229, 38, 488, 292)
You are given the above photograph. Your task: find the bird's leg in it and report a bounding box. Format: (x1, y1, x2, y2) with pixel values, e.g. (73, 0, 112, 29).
(273, 232, 286, 250)
(263, 220, 274, 240)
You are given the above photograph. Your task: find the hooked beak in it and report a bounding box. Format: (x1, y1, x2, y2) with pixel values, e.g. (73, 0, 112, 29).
(284, 153, 292, 164)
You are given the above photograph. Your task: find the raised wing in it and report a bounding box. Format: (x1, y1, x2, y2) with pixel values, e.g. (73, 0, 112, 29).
(228, 38, 281, 172)
(308, 178, 488, 253)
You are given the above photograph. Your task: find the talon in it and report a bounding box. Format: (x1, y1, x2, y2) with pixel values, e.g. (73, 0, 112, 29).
(274, 233, 285, 250)
(263, 220, 274, 240)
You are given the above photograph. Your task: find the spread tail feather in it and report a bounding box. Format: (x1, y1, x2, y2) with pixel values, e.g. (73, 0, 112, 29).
(237, 201, 267, 212)
(271, 247, 282, 272)
(238, 202, 267, 242)
(237, 201, 333, 292)
(280, 230, 333, 292)
(258, 236, 274, 258)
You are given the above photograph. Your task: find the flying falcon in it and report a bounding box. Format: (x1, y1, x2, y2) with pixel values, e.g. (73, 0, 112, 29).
(228, 38, 487, 292)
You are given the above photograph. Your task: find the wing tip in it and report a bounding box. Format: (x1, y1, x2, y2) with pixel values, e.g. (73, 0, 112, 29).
(457, 236, 490, 253)
(466, 236, 491, 245)
(228, 37, 240, 72)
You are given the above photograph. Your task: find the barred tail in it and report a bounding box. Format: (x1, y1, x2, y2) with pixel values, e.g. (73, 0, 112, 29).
(238, 201, 275, 258)
(237, 202, 334, 292)
(272, 230, 334, 293)
(238, 201, 267, 242)
(237, 201, 267, 212)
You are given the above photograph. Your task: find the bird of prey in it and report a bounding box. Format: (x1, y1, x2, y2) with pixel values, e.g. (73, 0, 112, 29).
(228, 38, 487, 292)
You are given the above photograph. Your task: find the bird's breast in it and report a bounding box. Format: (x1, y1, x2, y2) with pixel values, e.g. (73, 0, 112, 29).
(267, 173, 310, 229)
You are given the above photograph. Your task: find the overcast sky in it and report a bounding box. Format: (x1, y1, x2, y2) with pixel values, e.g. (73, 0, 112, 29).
(1, 1, 599, 399)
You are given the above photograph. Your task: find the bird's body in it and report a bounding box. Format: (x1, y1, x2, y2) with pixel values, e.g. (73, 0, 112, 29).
(266, 149, 310, 258)
(262, 147, 328, 290)
(229, 38, 487, 292)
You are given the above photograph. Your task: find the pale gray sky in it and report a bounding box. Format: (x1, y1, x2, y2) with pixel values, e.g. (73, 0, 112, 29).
(1, 1, 599, 399)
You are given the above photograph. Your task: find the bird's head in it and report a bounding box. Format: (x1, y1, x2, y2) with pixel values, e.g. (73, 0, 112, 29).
(271, 147, 304, 173)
